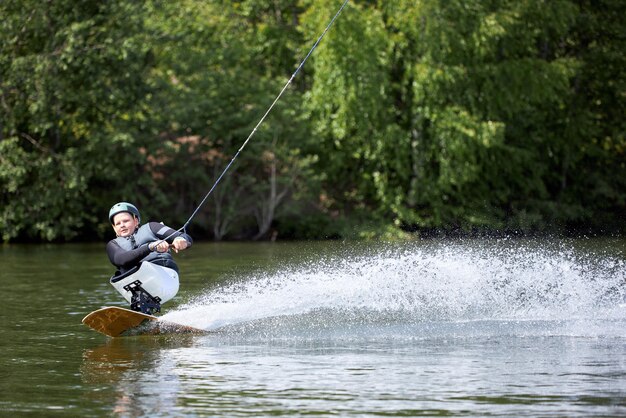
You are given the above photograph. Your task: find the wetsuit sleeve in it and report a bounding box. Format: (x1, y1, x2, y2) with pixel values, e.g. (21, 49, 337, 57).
(148, 222, 193, 246)
(106, 240, 151, 269)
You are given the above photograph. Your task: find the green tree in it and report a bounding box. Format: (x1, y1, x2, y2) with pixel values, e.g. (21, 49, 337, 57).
(301, 0, 401, 237)
(141, 0, 315, 240)
(374, 0, 597, 234)
(1, 0, 623, 241)
(556, 0, 625, 233)
(0, 0, 154, 241)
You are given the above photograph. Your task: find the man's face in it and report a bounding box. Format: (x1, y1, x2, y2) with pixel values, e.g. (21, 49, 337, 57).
(112, 212, 139, 237)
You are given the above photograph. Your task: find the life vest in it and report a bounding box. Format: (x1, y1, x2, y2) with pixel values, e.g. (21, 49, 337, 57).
(114, 223, 177, 271)
(111, 223, 180, 307)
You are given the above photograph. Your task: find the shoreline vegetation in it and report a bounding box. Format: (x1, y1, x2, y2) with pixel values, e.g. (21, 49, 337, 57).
(1, 1, 624, 243)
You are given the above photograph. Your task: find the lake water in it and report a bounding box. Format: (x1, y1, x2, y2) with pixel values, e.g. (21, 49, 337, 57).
(1, 239, 626, 416)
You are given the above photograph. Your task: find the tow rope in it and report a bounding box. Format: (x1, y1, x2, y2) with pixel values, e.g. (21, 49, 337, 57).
(166, 0, 349, 240)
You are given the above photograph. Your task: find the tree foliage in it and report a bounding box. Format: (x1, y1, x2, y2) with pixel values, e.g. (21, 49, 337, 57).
(0, 1, 153, 241)
(1, 0, 623, 242)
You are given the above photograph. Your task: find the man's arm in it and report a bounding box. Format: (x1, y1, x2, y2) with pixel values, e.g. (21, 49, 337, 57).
(148, 222, 193, 246)
(106, 240, 151, 269)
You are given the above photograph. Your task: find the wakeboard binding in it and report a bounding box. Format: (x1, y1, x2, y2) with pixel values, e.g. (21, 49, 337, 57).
(123, 279, 162, 315)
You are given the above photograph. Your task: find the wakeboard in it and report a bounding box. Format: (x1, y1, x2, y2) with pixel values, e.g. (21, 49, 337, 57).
(82, 306, 205, 337)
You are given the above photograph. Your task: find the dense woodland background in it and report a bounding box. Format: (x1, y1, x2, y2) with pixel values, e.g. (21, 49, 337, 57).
(1, 0, 624, 242)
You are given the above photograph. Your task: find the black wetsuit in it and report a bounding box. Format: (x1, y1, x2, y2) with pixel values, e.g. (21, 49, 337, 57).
(106, 222, 193, 274)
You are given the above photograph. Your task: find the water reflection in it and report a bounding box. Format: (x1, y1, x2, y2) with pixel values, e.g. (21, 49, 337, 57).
(81, 337, 197, 416)
(78, 330, 626, 417)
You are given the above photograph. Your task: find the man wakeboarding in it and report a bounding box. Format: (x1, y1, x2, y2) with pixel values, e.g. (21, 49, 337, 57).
(106, 202, 192, 315)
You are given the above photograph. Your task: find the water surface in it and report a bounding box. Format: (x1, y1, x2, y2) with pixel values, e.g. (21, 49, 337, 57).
(1, 239, 625, 416)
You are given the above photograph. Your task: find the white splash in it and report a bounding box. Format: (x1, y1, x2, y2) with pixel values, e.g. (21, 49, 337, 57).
(162, 241, 626, 334)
